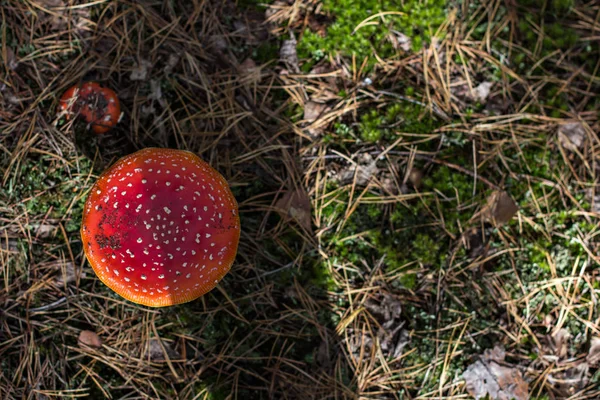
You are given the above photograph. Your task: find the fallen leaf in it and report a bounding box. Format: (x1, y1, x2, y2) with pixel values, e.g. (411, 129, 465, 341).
(210, 34, 228, 51)
(547, 328, 571, 359)
(473, 81, 493, 102)
(5, 47, 18, 71)
(587, 337, 600, 367)
(463, 345, 529, 400)
(539, 329, 592, 395)
(483, 191, 518, 225)
(316, 340, 331, 366)
(407, 168, 423, 188)
(163, 54, 179, 75)
(54, 262, 86, 286)
(239, 58, 257, 73)
(381, 176, 399, 194)
(146, 338, 180, 361)
(130, 59, 152, 81)
(339, 153, 378, 186)
(238, 58, 262, 84)
(547, 362, 589, 397)
(463, 227, 489, 259)
(351, 293, 408, 360)
(304, 101, 328, 123)
(280, 32, 299, 73)
(275, 188, 312, 231)
(29, 223, 57, 238)
(148, 80, 166, 106)
(391, 30, 412, 52)
(558, 122, 586, 152)
(307, 15, 328, 38)
(39, 0, 91, 35)
(78, 330, 102, 348)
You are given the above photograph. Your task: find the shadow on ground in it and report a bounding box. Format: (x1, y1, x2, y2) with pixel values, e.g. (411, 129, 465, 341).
(0, 1, 352, 399)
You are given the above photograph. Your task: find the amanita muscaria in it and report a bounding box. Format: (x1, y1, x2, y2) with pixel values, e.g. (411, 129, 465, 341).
(59, 82, 121, 134)
(81, 148, 240, 307)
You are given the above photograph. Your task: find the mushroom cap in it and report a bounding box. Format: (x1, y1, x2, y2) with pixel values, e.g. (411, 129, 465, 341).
(59, 82, 121, 134)
(81, 148, 240, 307)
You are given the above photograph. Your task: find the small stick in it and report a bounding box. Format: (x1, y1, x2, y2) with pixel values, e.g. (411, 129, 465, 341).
(29, 297, 67, 313)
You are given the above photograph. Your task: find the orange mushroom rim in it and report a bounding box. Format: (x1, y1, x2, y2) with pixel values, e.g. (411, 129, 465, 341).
(81, 148, 241, 307)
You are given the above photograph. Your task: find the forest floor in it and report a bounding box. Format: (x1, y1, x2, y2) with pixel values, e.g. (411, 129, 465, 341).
(1, 0, 600, 399)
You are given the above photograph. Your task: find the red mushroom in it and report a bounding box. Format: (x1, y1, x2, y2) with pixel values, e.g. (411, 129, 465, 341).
(59, 82, 121, 134)
(81, 148, 240, 307)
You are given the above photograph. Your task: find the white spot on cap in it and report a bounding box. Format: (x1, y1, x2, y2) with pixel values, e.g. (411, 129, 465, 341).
(141, 274, 147, 280)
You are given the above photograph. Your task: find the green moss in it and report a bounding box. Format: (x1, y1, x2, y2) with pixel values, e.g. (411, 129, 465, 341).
(359, 109, 385, 142)
(0, 155, 93, 234)
(410, 234, 441, 266)
(297, 0, 447, 67)
(399, 273, 417, 289)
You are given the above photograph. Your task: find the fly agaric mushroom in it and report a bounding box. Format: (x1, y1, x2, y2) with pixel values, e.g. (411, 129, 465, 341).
(81, 148, 240, 307)
(59, 82, 121, 134)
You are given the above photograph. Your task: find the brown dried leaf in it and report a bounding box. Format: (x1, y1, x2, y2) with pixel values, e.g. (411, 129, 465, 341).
(351, 293, 408, 360)
(463, 346, 529, 400)
(146, 338, 180, 361)
(407, 168, 423, 188)
(5, 47, 18, 71)
(239, 58, 257, 73)
(78, 330, 102, 348)
(130, 59, 152, 81)
(473, 81, 493, 102)
(304, 101, 328, 123)
(30, 223, 57, 238)
(275, 188, 312, 231)
(558, 122, 586, 151)
(548, 362, 589, 396)
(280, 33, 299, 73)
(39, 0, 91, 35)
(483, 191, 518, 225)
(238, 58, 262, 84)
(587, 337, 600, 367)
(307, 16, 328, 38)
(391, 31, 412, 52)
(339, 153, 378, 186)
(547, 328, 571, 359)
(54, 262, 86, 286)
(163, 54, 180, 75)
